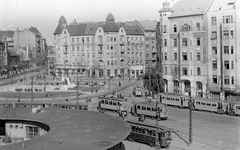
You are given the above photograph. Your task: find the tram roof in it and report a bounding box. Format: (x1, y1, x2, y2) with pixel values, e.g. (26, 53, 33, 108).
(98, 96, 126, 102)
(159, 93, 189, 98)
(0, 108, 130, 150)
(136, 101, 166, 107)
(193, 97, 226, 103)
(125, 119, 171, 132)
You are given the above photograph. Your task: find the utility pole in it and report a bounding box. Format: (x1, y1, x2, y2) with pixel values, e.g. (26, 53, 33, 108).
(108, 77, 110, 94)
(189, 97, 193, 145)
(155, 99, 160, 149)
(31, 67, 34, 102)
(220, 24, 224, 100)
(76, 68, 79, 106)
(91, 67, 93, 93)
(178, 32, 182, 94)
(44, 75, 46, 96)
(11, 63, 13, 85)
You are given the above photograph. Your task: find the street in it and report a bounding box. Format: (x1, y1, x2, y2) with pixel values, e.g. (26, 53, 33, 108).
(87, 82, 240, 150)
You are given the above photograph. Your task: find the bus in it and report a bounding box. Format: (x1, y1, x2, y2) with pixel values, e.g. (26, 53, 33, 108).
(97, 96, 128, 117)
(125, 119, 172, 148)
(130, 101, 168, 121)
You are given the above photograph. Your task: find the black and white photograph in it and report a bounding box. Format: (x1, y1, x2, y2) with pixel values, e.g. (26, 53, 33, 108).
(0, 0, 240, 149)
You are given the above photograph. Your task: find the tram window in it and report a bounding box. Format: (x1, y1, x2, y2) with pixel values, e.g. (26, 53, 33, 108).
(141, 129, 145, 134)
(236, 106, 240, 110)
(113, 102, 116, 105)
(101, 100, 104, 103)
(207, 103, 211, 106)
(117, 102, 120, 106)
(152, 107, 156, 111)
(176, 99, 179, 101)
(142, 106, 146, 110)
(147, 107, 151, 111)
(152, 130, 156, 136)
(149, 130, 153, 136)
(145, 129, 149, 135)
(137, 105, 141, 109)
(131, 126, 135, 132)
(201, 102, 205, 105)
(196, 102, 200, 104)
(109, 101, 112, 105)
(212, 104, 216, 106)
(105, 100, 108, 104)
(162, 96, 165, 99)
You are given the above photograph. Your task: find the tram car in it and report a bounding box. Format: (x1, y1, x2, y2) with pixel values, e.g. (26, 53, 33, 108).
(132, 86, 142, 97)
(227, 100, 240, 116)
(0, 101, 14, 108)
(125, 119, 172, 148)
(158, 93, 190, 108)
(130, 101, 168, 121)
(15, 101, 52, 108)
(193, 98, 227, 114)
(97, 96, 128, 116)
(52, 102, 88, 110)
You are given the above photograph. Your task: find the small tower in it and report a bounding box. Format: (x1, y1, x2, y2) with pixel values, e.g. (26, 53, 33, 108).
(106, 12, 115, 22)
(158, 0, 173, 21)
(58, 15, 67, 28)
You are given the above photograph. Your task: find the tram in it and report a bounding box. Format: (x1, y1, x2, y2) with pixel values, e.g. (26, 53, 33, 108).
(159, 93, 190, 108)
(125, 119, 172, 148)
(227, 100, 240, 116)
(52, 102, 88, 110)
(97, 96, 128, 117)
(130, 101, 168, 121)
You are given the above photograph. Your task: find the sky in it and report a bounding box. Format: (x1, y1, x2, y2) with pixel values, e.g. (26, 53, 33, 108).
(0, 0, 168, 45)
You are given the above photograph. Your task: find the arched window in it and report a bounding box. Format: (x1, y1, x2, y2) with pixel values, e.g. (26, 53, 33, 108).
(98, 36, 103, 43)
(196, 81, 202, 90)
(173, 24, 177, 32)
(174, 80, 179, 87)
(182, 24, 190, 31)
(182, 38, 188, 46)
(196, 22, 200, 31)
(197, 37, 201, 46)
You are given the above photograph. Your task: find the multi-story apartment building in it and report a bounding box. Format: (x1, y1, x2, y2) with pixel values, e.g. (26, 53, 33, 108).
(158, 0, 212, 97)
(207, 0, 240, 97)
(54, 13, 146, 78)
(135, 20, 158, 74)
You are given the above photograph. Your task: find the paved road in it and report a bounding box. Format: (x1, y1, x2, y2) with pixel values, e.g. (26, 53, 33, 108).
(88, 83, 240, 150)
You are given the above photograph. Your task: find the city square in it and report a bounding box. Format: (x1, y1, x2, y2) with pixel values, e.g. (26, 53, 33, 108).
(0, 0, 240, 149)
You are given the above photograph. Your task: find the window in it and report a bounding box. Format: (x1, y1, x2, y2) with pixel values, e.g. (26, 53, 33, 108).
(224, 61, 229, 69)
(163, 25, 166, 33)
(165, 67, 167, 74)
(212, 75, 217, 84)
(224, 15, 233, 24)
(164, 39, 167, 46)
(182, 67, 188, 75)
(231, 61, 234, 69)
(223, 30, 229, 39)
(232, 76, 234, 84)
(164, 53, 167, 60)
(212, 60, 217, 69)
(26, 126, 39, 139)
(182, 52, 188, 61)
(231, 46, 234, 54)
(182, 38, 187, 46)
(196, 38, 200, 46)
(196, 22, 200, 31)
(72, 38, 74, 43)
(211, 31, 217, 40)
(212, 46, 217, 54)
(182, 24, 190, 31)
(174, 39, 177, 47)
(224, 46, 229, 54)
(197, 52, 201, 61)
(197, 67, 201, 75)
(224, 76, 229, 85)
(231, 30, 234, 38)
(173, 25, 177, 32)
(174, 53, 177, 61)
(190, 52, 192, 60)
(211, 17, 216, 25)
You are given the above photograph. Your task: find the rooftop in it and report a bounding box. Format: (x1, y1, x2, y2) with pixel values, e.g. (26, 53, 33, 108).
(1, 108, 130, 150)
(169, 0, 213, 18)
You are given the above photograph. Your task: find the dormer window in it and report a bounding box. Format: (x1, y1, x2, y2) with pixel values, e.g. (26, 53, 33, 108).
(196, 23, 200, 31)
(173, 25, 177, 32)
(182, 24, 190, 31)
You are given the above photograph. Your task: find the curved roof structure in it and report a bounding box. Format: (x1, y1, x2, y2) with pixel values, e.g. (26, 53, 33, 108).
(106, 12, 115, 21)
(1, 108, 130, 150)
(58, 15, 67, 24)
